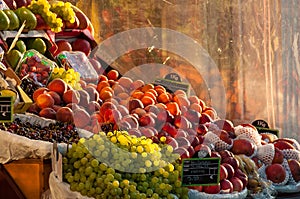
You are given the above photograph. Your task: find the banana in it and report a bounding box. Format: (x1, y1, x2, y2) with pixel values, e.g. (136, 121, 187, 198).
(234, 154, 247, 174)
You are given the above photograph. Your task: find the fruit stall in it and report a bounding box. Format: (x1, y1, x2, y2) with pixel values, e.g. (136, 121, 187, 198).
(0, 0, 300, 199)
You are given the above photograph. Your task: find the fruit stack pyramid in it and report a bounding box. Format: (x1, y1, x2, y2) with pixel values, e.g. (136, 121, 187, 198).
(1, 0, 300, 199)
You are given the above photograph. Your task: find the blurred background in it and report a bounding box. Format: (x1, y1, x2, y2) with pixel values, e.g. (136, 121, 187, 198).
(70, 0, 300, 141)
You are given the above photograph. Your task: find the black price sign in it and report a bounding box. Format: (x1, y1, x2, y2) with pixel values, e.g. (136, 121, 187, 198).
(181, 158, 220, 186)
(0, 97, 13, 122)
(252, 119, 279, 137)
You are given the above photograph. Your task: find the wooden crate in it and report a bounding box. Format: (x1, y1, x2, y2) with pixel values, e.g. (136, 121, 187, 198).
(4, 159, 52, 199)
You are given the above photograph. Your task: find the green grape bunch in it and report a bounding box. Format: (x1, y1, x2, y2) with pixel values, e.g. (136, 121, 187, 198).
(63, 131, 189, 199)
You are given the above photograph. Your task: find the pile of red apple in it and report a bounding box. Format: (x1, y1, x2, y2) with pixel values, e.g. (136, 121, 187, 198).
(189, 149, 248, 196)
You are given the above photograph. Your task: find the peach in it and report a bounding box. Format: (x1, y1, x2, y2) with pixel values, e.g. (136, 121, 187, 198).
(203, 107, 218, 120)
(117, 92, 130, 100)
(56, 107, 74, 123)
(107, 69, 119, 81)
(128, 98, 144, 113)
(78, 79, 87, 89)
(112, 84, 125, 95)
(87, 101, 101, 114)
(36, 93, 55, 109)
(157, 93, 170, 104)
(98, 74, 108, 82)
(103, 109, 122, 123)
(73, 108, 91, 128)
(33, 87, 49, 102)
(99, 90, 113, 101)
(188, 95, 200, 104)
(174, 89, 186, 97)
(141, 83, 154, 93)
(144, 91, 157, 101)
(131, 90, 144, 99)
(173, 94, 190, 108)
(116, 104, 129, 116)
(84, 86, 100, 102)
(118, 77, 133, 90)
(166, 102, 181, 116)
(27, 103, 40, 114)
(65, 103, 80, 111)
(99, 101, 117, 116)
(52, 105, 62, 112)
(39, 107, 56, 120)
(63, 89, 80, 104)
(78, 89, 90, 107)
(96, 81, 110, 93)
(47, 91, 61, 105)
(131, 107, 147, 118)
(47, 78, 68, 96)
(141, 95, 155, 107)
(131, 79, 145, 90)
(154, 85, 166, 95)
(189, 103, 202, 113)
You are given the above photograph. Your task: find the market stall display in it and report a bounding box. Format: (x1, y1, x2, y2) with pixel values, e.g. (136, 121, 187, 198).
(0, 0, 300, 199)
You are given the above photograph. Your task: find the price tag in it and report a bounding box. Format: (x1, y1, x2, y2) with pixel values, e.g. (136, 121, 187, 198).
(0, 96, 13, 122)
(252, 119, 279, 137)
(181, 157, 220, 186)
(154, 72, 190, 95)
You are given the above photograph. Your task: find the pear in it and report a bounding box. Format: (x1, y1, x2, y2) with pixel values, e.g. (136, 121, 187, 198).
(6, 49, 23, 70)
(0, 10, 10, 30)
(3, 9, 19, 30)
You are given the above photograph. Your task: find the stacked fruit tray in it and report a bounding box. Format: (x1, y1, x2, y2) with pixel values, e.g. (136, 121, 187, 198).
(1, 0, 300, 199)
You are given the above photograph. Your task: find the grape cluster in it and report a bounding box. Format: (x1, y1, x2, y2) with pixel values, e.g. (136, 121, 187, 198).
(0, 118, 80, 144)
(28, 0, 64, 32)
(51, 68, 81, 90)
(20, 77, 43, 99)
(63, 131, 189, 199)
(50, 1, 76, 23)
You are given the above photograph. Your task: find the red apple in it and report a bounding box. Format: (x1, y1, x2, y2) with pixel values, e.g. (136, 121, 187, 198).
(210, 151, 222, 159)
(222, 156, 239, 169)
(55, 40, 72, 54)
(175, 137, 191, 148)
(265, 163, 287, 184)
(273, 140, 295, 150)
(218, 130, 233, 145)
(196, 124, 208, 136)
(229, 177, 244, 192)
(288, 159, 300, 182)
(219, 164, 228, 181)
(234, 168, 248, 189)
(71, 38, 91, 56)
(272, 147, 284, 164)
(222, 163, 235, 179)
(213, 119, 234, 133)
(220, 179, 233, 193)
(219, 150, 234, 160)
(203, 184, 220, 194)
(231, 139, 255, 156)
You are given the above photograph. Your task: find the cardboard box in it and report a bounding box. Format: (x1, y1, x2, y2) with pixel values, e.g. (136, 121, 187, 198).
(4, 159, 52, 199)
